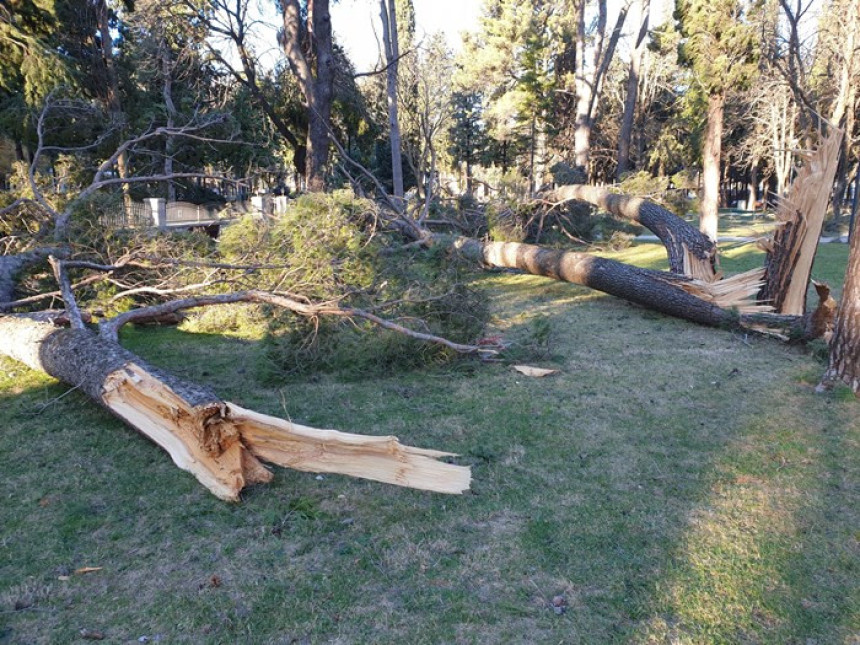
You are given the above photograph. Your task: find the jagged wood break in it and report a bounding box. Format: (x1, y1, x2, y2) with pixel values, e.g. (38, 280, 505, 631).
(0, 316, 471, 500)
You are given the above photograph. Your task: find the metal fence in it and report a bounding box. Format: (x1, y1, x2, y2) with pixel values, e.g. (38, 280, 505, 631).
(98, 201, 152, 229)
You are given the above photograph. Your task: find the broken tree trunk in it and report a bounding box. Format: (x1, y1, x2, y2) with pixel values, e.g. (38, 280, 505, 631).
(450, 236, 761, 326)
(0, 315, 470, 500)
(446, 236, 831, 339)
(547, 184, 718, 281)
(759, 127, 844, 314)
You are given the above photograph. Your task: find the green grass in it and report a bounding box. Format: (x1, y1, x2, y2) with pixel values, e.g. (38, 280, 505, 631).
(1, 244, 858, 644)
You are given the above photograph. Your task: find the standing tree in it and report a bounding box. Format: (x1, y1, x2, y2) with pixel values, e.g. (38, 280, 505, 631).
(616, 0, 649, 178)
(819, 217, 860, 394)
(571, 0, 629, 176)
(280, 0, 335, 192)
(448, 91, 486, 196)
(380, 0, 404, 202)
(675, 0, 759, 241)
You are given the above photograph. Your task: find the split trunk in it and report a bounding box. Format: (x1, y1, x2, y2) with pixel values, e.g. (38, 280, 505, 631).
(0, 316, 470, 500)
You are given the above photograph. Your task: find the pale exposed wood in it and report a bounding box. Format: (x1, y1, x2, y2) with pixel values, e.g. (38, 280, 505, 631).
(0, 315, 471, 499)
(101, 362, 266, 501)
(675, 268, 772, 314)
(547, 184, 717, 280)
(512, 365, 559, 377)
(760, 128, 844, 314)
(230, 403, 471, 494)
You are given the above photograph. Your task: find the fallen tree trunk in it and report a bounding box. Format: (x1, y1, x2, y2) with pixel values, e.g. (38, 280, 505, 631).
(447, 236, 831, 339)
(450, 236, 756, 324)
(0, 315, 471, 500)
(547, 184, 717, 281)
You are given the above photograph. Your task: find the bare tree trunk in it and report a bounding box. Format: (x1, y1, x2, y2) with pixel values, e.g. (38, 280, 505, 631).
(380, 0, 404, 202)
(700, 92, 724, 242)
(747, 159, 759, 212)
(161, 44, 178, 203)
(282, 0, 335, 192)
(819, 207, 860, 394)
(617, 0, 649, 179)
(0, 249, 57, 308)
(759, 127, 844, 315)
(574, 0, 628, 176)
(0, 315, 471, 498)
(95, 0, 131, 212)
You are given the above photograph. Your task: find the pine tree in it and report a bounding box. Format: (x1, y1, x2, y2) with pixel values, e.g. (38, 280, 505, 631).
(675, 0, 759, 241)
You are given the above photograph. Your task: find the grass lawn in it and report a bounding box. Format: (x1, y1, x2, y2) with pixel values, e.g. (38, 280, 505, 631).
(1, 242, 858, 644)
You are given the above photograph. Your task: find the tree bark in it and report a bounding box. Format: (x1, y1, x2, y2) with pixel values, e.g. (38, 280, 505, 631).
(0, 249, 58, 309)
(449, 236, 762, 326)
(95, 0, 132, 212)
(574, 0, 628, 175)
(700, 92, 724, 242)
(380, 0, 404, 202)
(0, 315, 471, 499)
(161, 43, 178, 202)
(819, 213, 860, 394)
(547, 184, 718, 280)
(281, 0, 335, 192)
(617, 0, 649, 179)
(759, 127, 844, 314)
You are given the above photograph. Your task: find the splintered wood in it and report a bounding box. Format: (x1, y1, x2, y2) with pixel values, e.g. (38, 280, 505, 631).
(676, 268, 773, 314)
(101, 362, 470, 500)
(759, 128, 844, 315)
(231, 404, 471, 495)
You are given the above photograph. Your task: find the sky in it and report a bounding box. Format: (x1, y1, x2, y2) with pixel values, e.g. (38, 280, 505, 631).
(330, 0, 484, 72)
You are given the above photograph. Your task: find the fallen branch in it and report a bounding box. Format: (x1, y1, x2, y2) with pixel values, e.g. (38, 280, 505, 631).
(98, 289, 498, 356)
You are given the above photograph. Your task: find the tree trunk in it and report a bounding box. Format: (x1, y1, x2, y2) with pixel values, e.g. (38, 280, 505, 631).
(0, 249, 58, 309)
(161, 44, 178, 203)
(381, 0, 404, 202)
(0, 316, 470, 499)
(616, 0, 649, 179)
(449, 236, 768, 326)
(747, 159, 759, 212)
(95, 0, 131, 212)
(548, 184, 717, 280)
(819, 211, 860, 394)
(282, 0, 335, 192)
(574, 0, 628, 176)
(700, 92, 724, 242)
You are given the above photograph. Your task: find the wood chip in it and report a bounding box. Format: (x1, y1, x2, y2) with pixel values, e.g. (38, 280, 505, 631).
(512, 365, 559, 378)
(74, 566, 103, 575)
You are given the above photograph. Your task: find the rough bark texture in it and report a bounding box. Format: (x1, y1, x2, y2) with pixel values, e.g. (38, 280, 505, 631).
(0, 316, 471, 499)
(436, 235, 829, 339)
(380, 0, 404, 200)
(820, 219, 860, 393)
(548, 184, 717, 280)
(282, 0, 335, 191)
(616, 0, 649, 178)
(451, 237, 739, 326)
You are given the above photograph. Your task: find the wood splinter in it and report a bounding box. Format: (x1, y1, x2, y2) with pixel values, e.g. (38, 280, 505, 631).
(0, 316, 471, 500)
